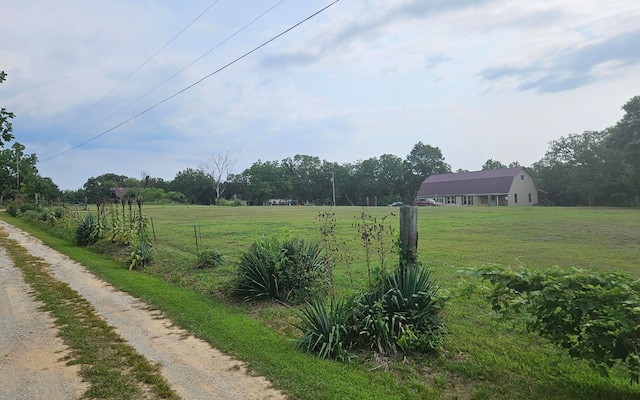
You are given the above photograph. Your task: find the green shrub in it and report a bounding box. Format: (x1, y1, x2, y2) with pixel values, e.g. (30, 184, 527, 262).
(354, 264, 445, 354)
(294, 298, 353, 361)
(195, 249, 226, 269)
(295, 263, 446, 359)
(236, 235, 329, 303)
(475, 267, 640, 383)
(76, 213, 102, 246)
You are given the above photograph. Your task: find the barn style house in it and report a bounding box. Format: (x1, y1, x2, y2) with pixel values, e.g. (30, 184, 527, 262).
(416, 167, 540, 206)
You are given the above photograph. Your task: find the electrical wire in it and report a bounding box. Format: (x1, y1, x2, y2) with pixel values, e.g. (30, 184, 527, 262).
(38, 0, 222, 147)
(41, 0, 286, 159)
(40, 0, 340, 163)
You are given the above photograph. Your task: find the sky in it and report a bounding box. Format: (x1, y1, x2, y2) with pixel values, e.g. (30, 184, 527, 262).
(2, 0, 640, 191)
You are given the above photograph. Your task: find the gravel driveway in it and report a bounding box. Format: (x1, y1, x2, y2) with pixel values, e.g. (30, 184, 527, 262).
(0, 220, 286, 400)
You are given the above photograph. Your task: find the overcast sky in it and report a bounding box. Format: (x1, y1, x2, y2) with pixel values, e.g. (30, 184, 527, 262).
(2, 0, 640, 190)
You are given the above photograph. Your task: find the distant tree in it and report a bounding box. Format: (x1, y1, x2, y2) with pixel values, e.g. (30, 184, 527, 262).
(282, 154, 322, 203)
(83, 173, 129, 203)
(169, 168, 213, 204)
(533, 130, 615, 206)
(608, 96, 640, 204)
(0, 142, 59, 202)
(508, 161, 521, 168)
(244, 160, 291, 205)
(0, 71, 15, 148)
(199, 152, 237, 205)
(403, 142, 451, 198)
(481, 159, 507, 170)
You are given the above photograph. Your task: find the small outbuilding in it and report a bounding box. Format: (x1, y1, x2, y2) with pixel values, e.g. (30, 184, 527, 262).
(416, 167, 540, 206)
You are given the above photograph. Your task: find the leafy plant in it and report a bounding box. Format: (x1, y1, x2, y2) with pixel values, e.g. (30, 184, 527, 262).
(127, 199, 153, 270)
(236, 236, 283, 302)
(353, 210, 396, 290)
(76, 213, 102, 246)
(353, 264, 445, 354)
(294, 297, 353, 361)
(475, 267, 640, 383)
(194, 249, 226, 269)
(236, 235, 329, 303)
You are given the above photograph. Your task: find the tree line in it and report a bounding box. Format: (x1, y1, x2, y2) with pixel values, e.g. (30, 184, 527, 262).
(2, 67, 639, 208)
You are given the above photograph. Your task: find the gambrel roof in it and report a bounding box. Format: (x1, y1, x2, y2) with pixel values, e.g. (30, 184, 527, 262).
(417, 167, 535, 196)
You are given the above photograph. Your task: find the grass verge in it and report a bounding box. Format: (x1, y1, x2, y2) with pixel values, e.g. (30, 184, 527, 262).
(0, 229, 179, 400)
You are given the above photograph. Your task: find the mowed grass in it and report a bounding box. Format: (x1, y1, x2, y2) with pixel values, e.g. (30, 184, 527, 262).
(3, 205, 640, 399)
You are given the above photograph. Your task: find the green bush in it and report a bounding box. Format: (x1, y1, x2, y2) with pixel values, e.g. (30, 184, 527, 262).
(475, 267, 640, 383)
(294, 298, 352, 361)
(76, 213, 102, 246)
(195, 249, 226, 269)
(295, 263, 446, 360)
(236, 235, 329, 303)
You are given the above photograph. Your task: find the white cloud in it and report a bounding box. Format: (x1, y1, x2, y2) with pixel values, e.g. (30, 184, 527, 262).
(1, 0, 639, 190)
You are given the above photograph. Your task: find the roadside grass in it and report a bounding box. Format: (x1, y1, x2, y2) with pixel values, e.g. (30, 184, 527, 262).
(0, 230, 179, 400)
(2, 205, 640, 399)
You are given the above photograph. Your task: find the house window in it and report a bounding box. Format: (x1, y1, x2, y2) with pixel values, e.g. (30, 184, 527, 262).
(528, 193, 532, 203)
(514, 193, 518, 204)
(446, 196, 456, 204)
(521, 175, 525, 180)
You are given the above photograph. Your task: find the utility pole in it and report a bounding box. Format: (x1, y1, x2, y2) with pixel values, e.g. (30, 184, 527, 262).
(16, 147, 19, 189)
(331, 172, 336, 206)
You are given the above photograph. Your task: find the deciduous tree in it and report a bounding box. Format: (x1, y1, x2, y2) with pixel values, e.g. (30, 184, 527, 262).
(0, 71, 15, 148)
(199, 152, 237, 205)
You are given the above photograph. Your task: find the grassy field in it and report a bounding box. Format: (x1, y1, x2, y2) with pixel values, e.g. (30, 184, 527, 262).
(3, 205, 640, 399)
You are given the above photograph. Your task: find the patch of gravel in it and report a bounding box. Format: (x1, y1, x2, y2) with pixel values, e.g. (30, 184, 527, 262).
(0, 248, 87, 400)
(0, 221, 286, 400)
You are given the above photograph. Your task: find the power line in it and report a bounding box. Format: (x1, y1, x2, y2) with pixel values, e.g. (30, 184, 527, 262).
(38, 0, 222, 147)
(40, 0, 340, 163)
(41, 0, 286, 160)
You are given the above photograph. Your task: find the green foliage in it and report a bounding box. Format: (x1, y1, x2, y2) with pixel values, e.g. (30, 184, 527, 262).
(354, 210, 396, 290)
(76, 213, 102, 246)
(295, 263, 445, 360)
(352, 263, 445, 354)
(475, 267, 640, 383)
(236, 235, 329, 303)
(194, 249, 226, 269)
(294, 298, 353, 361)
(127, 199, 153, 270)
(0, 70, 15, 147)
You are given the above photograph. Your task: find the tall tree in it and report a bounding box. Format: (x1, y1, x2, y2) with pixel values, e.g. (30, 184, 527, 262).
(245, 160, 291, 205)
(282, 154, 322, 203)
(199, 152, 237, 205)
(403, 142, 451, 198)
(534, 130, 614, 206)
(481, 159, 507, 170)
(608, 96, 640, 204)
(0, 71, 15, 147)
(83, 173, 129, 203)
(169, 168, 213, 204)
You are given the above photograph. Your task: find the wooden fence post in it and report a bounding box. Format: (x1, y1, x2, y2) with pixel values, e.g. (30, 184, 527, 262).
(399, 206, 418, 266)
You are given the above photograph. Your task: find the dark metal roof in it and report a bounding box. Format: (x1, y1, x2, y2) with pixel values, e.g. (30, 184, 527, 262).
(417, 167, 528, 196)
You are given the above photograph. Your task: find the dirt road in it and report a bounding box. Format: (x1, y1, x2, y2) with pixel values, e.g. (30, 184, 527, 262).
(0, 220, 286, 400)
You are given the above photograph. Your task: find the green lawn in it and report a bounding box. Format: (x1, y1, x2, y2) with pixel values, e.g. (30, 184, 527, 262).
(3, 205, 640, 399)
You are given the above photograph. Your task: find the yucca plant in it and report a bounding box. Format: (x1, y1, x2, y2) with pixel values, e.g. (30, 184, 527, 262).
(294, 297, 353, 361)
(236, 236, 329, 303)
(76, 213, 101, 246)
(279, 239, 328, 303)
(382, 264, 445, 352)
(194, 249, 226, 269)
(236, 237, 282, 302)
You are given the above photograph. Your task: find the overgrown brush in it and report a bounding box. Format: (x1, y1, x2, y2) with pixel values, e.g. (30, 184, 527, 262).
(236, 234, 329, 304)
(295, 262, 445, 360)
(474, 266, 640, 384)
(194, 249, 226, 269)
